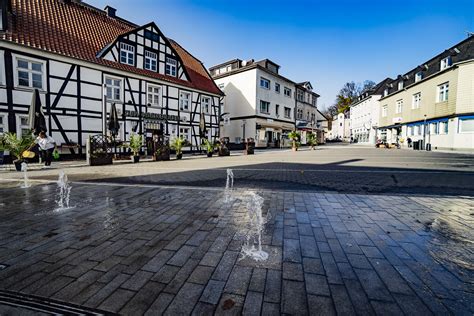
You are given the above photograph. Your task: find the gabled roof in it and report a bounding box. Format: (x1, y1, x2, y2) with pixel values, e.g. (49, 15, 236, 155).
(0, 0, 223, 96)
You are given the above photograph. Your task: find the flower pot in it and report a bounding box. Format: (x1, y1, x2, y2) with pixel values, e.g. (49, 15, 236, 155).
(14, 160, 23, 172)
(207, 152, 213, 157)
(292, 147, 298, 152)
(176, 153, 183, 160)
(132, 155, 140, 163)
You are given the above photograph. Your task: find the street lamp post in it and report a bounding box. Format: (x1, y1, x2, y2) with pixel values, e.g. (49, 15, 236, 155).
(423, 114, 427, 150)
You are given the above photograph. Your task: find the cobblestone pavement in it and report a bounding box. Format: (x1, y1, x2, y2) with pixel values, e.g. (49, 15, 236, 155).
(0, 179, 473, 315)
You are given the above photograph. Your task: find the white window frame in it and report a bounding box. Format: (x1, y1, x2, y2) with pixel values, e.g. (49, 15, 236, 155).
(440, 56, 451, 70)
(398, 81, 403, 90)
(259, 100, 270, 114)
(179, 91, 191, 111)
(260, 77, 270, 89)
(13, 55, 46, 90)
(396, 99, 403, 114)
(382, 105, 388, 117)
(275, 83, 280, 93)
(437, 82, 449, 102)
(105, 76, 122, 101)
(415, 71, 423, 82)
(284, 107, 291, 119)
(16, 114, 30, 138)
(440, 121, 448, 134)
(147, 84, 161, 107)
(201, 96, 211, 113)
(120, 42, 135, 66)
(144, 51, 158, 72)
(459, 118, 474, 133)
(383, 89, 388, 97)
(412, 92, 421, 109)
(0, 113, 7, 135)
(0, 50, 4, 86)
(179, 127, 191, 141)
(284, 87, 292, 97)
(165, 57, 177, 77)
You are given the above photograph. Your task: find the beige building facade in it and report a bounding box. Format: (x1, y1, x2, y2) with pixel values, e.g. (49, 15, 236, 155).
(378, 36, 474, 151)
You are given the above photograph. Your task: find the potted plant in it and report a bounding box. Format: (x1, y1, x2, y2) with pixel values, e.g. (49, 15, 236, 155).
(288, 131, 300, 151)
(203, 139, 215, 157)
(0, 132, 34, 171)
(307, 133, 317, 150)
(170, 136, 186, 160)
(128, 133, 142, 163)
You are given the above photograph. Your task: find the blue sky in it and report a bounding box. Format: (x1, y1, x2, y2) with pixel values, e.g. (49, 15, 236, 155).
(88, 0, 473, 109)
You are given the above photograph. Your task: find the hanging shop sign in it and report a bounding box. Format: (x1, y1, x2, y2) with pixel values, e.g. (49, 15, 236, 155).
(124, 110, 181, 122)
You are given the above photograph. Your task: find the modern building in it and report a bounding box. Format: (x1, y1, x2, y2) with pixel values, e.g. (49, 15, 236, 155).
(0, 0, 223, 155)
(329, 112, 351, 141)
(210, 59, 296, 148)
(377, 36, 474, 151)
(295, 81, 321, 144)
(349, 78, 391, 144)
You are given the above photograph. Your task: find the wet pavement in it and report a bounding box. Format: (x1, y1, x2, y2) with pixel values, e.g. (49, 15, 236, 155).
(0, 176, 473, 315)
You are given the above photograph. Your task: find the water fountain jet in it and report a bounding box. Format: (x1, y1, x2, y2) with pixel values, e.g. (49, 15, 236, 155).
(55, 171, 73, 211)
(241, 192, 269, 261)
(20, 162, 31, 188)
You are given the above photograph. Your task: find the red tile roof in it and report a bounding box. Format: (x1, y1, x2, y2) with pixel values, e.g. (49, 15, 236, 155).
(1, 0, 223, 96)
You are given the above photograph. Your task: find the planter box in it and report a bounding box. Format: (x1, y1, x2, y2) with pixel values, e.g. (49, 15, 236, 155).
(90, 155, 113, 166)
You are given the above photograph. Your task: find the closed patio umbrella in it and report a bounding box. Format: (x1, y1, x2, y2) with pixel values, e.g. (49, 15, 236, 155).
(199, 112, 207, 138)
(108, 103, 120, 138)
(28, 89, 47, 135)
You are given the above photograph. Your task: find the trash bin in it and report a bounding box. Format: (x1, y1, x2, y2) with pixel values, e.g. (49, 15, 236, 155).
(426, 143, 431, 151)
(413, 141, 419, 150)
(418, 140, 424, 150)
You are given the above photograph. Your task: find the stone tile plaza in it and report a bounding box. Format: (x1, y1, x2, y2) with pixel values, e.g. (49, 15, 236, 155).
(1, 148, 474, 315)
(1, 0, 474, 315)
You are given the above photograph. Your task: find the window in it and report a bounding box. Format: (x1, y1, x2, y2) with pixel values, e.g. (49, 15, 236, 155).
(260, 78, 270, 89)
(284, 87, 292, 97)
(179, 91, 190, 110)
(412, 93, 421, 109)
(275, 83, 280, 93)
(144, 30, 160, 42)
(105, 77, 121, 101)
(459, 118, 474, 133)
(438, 82, 449, 102)
(144, 51, 157, 72)
(383, 89, 388, 97)
(275, 104, 280, 116)
(382, 105, 387, 117)
(201, 96, 211, 113)
(418, 125, 423, 135)
(16, 58, 44, 89)
(297, 90, 304, 101)
(398, 81, 403, 90)
(312, 96, 317, 106)
(440, 121, 448, 134)
(179, 127, 190, 141)
(396, 100, 403, 114)
(165, 57, 177, 76)
(408, 126, 414, 136)
(430, 122, 439, 134)
(18, 115, 30, 137)
(284, 107, 291, 118)
(415, 71, 423, 82)
(260, 100, 270, 113)
(120, 43, 135, 66)
(147, 84, 161, 106)
(440, 56, 452, 70)
(0, 115, 6, 134)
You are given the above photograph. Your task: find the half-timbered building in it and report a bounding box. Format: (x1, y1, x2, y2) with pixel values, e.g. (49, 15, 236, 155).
(0, 0, 223, 155)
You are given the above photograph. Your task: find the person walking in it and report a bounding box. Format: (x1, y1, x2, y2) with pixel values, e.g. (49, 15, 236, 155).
(407, 137, 412, 148)
(29, 131, 56, 167)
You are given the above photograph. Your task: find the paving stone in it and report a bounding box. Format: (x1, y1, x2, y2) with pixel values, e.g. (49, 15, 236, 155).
(192, 302, 216, 315)
(142, 250, 175, 273)
(261, 302, 280, 315)
(302, 257, 325, 275)
(307, 295, 336, 316)
(120, 270, 154, 291)
(305, 273, 330, 296)
(248, 268, 266, 293)
(215, 293, 245, 316)
(188, 265, 214, 285)
(200, 279, 226, 305)
(164, 258, 199, 294)
(224, 265, 252, 295)
(282, 280, 308, 315)
(98, 288, 135, 313)
(164, 282, 204, 316)
(167, 245, 196, 267)
(199, 251, 223, 267)
(393, 293, 432, 315)
(300, 235, 319, 258)
(369, 258, 414, 295)
(264, 269, 281, 304)
(120, 281, 165, 315)
(344, 278, 375, 315)
(283, 238, 302, 263)
(354, 268, 393, 302)
(347, 253, 372, 270)
(329, 284, 356, 315)
(282, 262, 304, 281)
(360, 245, 385, 259)
(242, 291, 263, 316)
(211, 251, 239, 281)
(151, 264, 180, 284)
(370, 300, 404, 315)
(320, 252, 343, 284)
(145, 292, 174, 315)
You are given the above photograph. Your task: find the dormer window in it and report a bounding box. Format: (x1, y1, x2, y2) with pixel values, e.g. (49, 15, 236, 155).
(415, 71, 423, 82)
(165, 57, 177, 77)
(120, 43, 134, 66)
(440, 56, 452, 70)
(383, 88, 389, 97)
(144, 51, 157, 72)
(398, 81, 403, 90)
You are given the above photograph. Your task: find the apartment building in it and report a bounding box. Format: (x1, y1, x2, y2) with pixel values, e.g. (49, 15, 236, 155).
(210, 59, 296, 148)
(295, 81, 321, 144)
(378, 36, 474, 151)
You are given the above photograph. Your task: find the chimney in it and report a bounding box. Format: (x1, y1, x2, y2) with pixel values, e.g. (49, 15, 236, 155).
(104, 5, 116, 18)
(0, 0, 10, 32)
